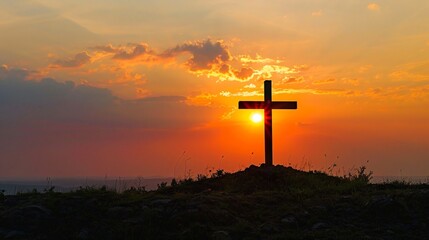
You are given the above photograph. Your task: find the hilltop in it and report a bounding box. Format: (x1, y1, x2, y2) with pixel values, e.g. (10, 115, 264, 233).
(1, 165, 428, 239)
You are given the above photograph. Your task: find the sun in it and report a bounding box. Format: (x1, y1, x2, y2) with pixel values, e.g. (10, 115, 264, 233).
(250, 113, 263, 123)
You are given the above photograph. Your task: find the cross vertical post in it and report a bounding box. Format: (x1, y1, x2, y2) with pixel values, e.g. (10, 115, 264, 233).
(264, 81, 273, 166)
(238, 80, 297, 166)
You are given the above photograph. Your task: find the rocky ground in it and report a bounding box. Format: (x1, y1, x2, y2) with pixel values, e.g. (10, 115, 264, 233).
(1, 165, 428, 240)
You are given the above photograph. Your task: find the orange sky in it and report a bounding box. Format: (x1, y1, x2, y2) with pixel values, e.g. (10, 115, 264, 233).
(0, 1, 428, 178)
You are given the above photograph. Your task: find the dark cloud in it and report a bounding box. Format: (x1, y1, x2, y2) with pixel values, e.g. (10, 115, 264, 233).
(113, 43, 151, 60)
(91, 44, 116, 53)
(233, 67, 254, 80)
(135, 96, 186, 102)
(0, 69, 215, 177)
(162, 39, 231, 71)
(0, 70, 211, 129)
(52, 51, 91, 68)
(0, 64, 30, 80)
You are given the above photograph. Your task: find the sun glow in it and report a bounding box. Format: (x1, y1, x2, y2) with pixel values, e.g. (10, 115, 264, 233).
(250, 113, 263, 123)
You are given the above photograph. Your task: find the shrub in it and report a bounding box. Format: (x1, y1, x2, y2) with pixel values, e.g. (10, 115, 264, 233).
(0, 189, 5, 202)
(345, 165, 373, 184)
(157, 182, 168, 190)
(171, 178, 178, 187)
(211, 169, 225, 178)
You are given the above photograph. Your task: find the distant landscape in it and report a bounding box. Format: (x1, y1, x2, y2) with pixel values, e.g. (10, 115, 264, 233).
(0, 177, 172, 195)
(1, 175, 428, 196)
(1, 174, 428, 196)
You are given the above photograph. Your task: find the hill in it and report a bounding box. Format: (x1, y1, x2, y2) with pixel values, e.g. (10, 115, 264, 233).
(1, 165, 428, 239)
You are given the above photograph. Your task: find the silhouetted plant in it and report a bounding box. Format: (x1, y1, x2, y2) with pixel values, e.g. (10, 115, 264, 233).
(346, 165, 373, 184)
(0, 189, 5, 202)
(123, 186, 147, 194)
(197, 174, 207, 181)
(211, 169, 225, 178)
(44, 186, 55, 193)
(75, 185, 112, 194)
(171, 178, 178, 187)
(157, 182, 168, 190)
(179, 178, 194, 185)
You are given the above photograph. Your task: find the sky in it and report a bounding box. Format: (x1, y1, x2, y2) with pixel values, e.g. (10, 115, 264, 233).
(0, 0, 428, 178)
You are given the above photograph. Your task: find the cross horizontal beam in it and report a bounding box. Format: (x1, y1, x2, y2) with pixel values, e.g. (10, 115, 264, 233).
(239, 101, 297, 109)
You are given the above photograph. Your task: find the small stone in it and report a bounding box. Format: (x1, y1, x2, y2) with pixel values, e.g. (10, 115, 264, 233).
(281, 215, 297, 224)
(123, 218, 141, 224)
(364, 195, 410, 221)
(5, 230, 25, 239)
(309, 205, 327, 214)
(281, 215, 298, 228)
(312, 222, 327, 230)
(17, 205, 53, 221)
(151, 199, 172, 205)
(211, 230, 231, 240)
(259, 222, 280, 233)
(141, 204, 149, 210)
(107, 206, 133, 218)
(77, 228, 89, 240)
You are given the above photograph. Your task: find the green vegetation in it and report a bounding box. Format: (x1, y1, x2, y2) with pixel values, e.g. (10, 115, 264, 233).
(0, 165, 428, 239)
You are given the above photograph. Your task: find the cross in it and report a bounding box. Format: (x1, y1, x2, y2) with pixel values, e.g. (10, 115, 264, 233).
(238, 80, 297, 166)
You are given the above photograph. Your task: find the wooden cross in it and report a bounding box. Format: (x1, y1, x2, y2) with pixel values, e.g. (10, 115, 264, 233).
(238, 80, 297, 166)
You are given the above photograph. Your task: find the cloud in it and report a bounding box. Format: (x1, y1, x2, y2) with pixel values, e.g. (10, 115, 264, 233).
(233, 67, 254, 80)
(244, 83, 256, 89)
(272, 88, 348, 96)
(162, 39, 231, 72)
(0, 64, 30, 80)
(219, 90, 262, 97)
(313, 78, 335, 85)
(91, 44, 116, 53)
(51, 51, 91, 68)
(367, 3, 380, 11)
(113, 43, 152, 60)
(44, 39, 302, 84)
(0, 68, 217, 177)
(283, 77, 304, 84)
(0, 72, 212, 129)
(239, 54, 281, 64)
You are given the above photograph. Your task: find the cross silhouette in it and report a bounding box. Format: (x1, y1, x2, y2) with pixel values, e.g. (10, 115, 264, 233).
(238, 80, 297, 166)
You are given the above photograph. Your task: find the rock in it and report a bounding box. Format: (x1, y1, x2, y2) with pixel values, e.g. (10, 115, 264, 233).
(312, 222, 327, 230)
(141, 204, 149, 210)
(259, 222, 280, 234)
(12, 205, 53, 221)
(309, 205, 327, 214)
(3, 196, 19, 207)
(181, 224, 210, 239)
(364, 195, 410, 221)
(4, 230, 26, 239)
(151, 199, 172, 205)
(123, 217, 142, 224)
(22, 205, 52, 215)
(107, 206, 133, 218)
(211, 230, 231, 240)
(85, 198, 98, 208)
(281, 215, 298, 228)
(77, 228, 89, 240)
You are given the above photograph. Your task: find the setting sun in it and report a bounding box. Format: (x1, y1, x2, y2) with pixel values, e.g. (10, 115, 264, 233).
(250, 113, 263, 123)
